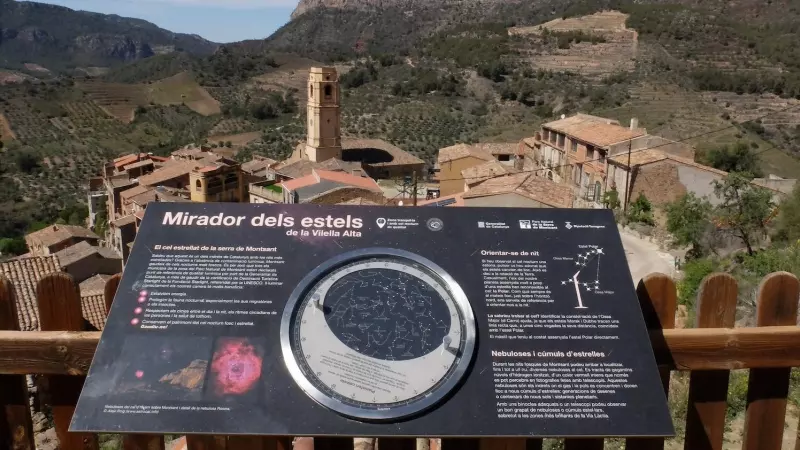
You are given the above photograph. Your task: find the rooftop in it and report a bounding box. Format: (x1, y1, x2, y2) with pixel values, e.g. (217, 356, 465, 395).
(463, 172, 574, 208)
(438, 143, 520, 164)
(124, 159, 155, 171)
(110, 214, 137, 227)
(461, 160, 522, 185)
(337, 197, 381, 206)
(275, 159, 324, 179)
(341, 138, 424, 167)
(0, 255, 61, 331)
(543, 114, 645, 148)
(55, 241, 121, 268)
(241, 157, 278, 175)
(25, 224, 99, 248)
(138, 160, 201, 187)
(79, 274, 113, 330)
(119, 184, 151, 201)
(283, 169, 381, 193)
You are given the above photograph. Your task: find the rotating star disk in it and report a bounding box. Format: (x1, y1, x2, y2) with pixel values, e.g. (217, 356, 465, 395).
(280, 248, 476, 421)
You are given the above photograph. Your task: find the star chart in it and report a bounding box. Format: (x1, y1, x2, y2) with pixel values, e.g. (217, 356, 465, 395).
(560, 247, 605, 309)
(281, 248, 476, 421)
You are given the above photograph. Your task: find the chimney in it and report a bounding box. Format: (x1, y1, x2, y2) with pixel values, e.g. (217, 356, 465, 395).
(630, 117, 639, 130)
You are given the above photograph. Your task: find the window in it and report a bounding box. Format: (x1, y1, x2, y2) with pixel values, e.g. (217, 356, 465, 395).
(598, 150, 606, 165)
(594, 181, 602, 201)
(586, 146, 595, 160)
(557, 134, 565, 148)
(310, 85, 313, 97)
(497, 154, 511, 162)
(324, 85, 332, 98)
(195, 179, 202, 191)
(571, 140, 578, 152)
(549, 131, 556, 143)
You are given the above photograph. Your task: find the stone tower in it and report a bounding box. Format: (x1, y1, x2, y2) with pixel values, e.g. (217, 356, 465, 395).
(305, 67, 342, 162)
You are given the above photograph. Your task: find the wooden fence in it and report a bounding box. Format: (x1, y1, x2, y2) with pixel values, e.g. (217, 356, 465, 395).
(1, 271, 800, 450)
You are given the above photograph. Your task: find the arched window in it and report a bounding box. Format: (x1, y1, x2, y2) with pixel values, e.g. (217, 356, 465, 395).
(195, 179, 202, 191)
(547, 171, 554, 181)
(324, 85, 332, 98)
(309, 85, 313, 97)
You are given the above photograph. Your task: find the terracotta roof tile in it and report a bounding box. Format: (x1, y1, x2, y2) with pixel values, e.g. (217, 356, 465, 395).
(120, 185, 150, 201)
(129, 189, 157, 207)
(463, 173, 573, 208)
(342, 138, 424, 166)
(79, 273, 112, 330)
(55, 241, 121, 268)
(417, 193, 465, 207)
(26, 225, 99, 248)
(438, 143, 521, 164)
(111, 215, 136, 227)
(139, 160, 201, 187)
(315, 169, 382, 192)
(544, 114, 645, 148)
(337, 197, 380, 205)
(0, 255, 61, 331)
(275, 160, 322, 179)
(461, 160, 521, 185)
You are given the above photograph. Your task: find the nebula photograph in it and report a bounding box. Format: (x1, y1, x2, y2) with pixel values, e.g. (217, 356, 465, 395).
(110, 335, 213, 401)
(206, 337, 265, 401)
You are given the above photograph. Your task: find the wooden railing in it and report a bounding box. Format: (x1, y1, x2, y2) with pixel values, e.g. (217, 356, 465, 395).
(1, 271, 800, 450)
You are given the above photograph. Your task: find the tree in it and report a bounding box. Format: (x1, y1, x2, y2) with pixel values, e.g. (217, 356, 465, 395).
(712, 172, 774, 255)
(702, 142, 764, 177)
(627, 193, 655, 225)
(602, 187, 621, 210)
(773, 183, 800, 243)
(15, 152, 39, 173)
(666, 193, 714, 258)
(0, 237, 27, 256)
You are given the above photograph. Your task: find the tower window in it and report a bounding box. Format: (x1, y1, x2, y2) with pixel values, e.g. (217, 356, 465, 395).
(324, 85, 332, 98)
(310, 85, 313, 97)
(195, 179, 202, 191)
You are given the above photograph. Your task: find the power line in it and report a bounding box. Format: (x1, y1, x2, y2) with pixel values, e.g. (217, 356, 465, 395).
(427, 103, 800, 184)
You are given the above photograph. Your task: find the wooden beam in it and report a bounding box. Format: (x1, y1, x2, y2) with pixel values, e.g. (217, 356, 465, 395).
(3, 325, 800, 375)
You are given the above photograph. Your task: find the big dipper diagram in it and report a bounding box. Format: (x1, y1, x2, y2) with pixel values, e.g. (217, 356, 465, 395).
(71, 203, 673, 438)
(281, 248, 476, 420)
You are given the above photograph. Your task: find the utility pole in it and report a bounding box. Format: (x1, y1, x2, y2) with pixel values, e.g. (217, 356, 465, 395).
(623, 138, 632, 214)
(412, 170, 418, 206)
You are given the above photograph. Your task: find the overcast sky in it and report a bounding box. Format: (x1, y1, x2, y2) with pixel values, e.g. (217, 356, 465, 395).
(35, 0, 296, 43)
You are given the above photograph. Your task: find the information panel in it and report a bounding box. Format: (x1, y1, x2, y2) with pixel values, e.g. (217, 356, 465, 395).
(71, 203, 673, 437)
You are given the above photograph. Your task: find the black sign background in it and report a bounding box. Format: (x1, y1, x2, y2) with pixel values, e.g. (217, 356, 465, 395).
(71, 202, 673, 437)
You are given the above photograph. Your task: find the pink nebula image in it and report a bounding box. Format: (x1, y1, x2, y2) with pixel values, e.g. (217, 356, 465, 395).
(131, 318, 140, 325)
(139, 290, 148, 296)
(134, 307, 143, 314)
(135, 370, 144, 379)
(138, 296, 147, 303)
(210, 338, 263, 396)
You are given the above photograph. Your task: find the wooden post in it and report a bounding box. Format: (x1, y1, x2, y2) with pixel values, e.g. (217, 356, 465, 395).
(626, 273, 677, 450)
(101, 275, 166, 450)
(478, 438, 532, 450)
(36, 272, 98, 450)
(683, 273, 738, 450)
(226, 436, 293, 450)
(0, 275, 35, 450)
(186, 435, 226, 450)
(103, 273, 121, 314)
(742, 272, 800, 450)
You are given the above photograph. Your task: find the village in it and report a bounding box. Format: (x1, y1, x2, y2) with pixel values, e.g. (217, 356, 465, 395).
(1, 66, 795, 335)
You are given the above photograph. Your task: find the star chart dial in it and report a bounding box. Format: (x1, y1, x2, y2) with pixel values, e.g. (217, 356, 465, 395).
(280, 248, 476, 421)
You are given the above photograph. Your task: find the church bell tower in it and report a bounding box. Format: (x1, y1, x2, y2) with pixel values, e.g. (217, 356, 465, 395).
(305, 67, 342, 162)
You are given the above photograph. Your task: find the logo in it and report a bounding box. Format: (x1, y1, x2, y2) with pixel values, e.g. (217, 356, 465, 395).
(519, 220, 532, 229)
(478, 221, 485, 228)
(565, 221, 573, 229)
(376, 218, 386, 228)
(426, 217, 444, 232)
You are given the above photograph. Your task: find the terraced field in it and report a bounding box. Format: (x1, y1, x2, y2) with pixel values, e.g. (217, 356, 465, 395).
(703, 92, 800, 127)
(511, 11, 638, 77)
(79, 80, 148, 123)
(149, 72, 221, 116)
(209, 118, 257, 135)
(0, 98, 65, 141)
(595, 83, 800, 178)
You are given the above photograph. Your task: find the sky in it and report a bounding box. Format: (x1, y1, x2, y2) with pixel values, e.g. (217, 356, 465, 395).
(34, 0, 297, 43)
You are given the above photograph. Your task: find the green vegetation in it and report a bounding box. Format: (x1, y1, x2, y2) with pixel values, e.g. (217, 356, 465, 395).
(542, 29, 607, 49)
(700, 142, 764, 177)
(422, 23, 515, 69)
(626, 193, 655, 226)
(773, 184, 800, 243)
(713, 173, 774, 255)
(666, 193, 714, 259)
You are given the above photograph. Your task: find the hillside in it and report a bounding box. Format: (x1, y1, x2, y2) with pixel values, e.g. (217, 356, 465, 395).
(0, 0, 218, 72)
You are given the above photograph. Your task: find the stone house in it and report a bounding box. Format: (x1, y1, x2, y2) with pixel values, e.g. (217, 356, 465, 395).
(436, 143, 523, 196)
(54, 241, 122, 283)
(25, 225, 100, 256)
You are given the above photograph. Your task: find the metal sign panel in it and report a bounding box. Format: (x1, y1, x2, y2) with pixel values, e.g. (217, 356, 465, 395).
(71, 202, 673, 437)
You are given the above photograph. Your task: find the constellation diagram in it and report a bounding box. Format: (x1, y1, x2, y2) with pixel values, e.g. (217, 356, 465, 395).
(322, 266, 451, 361)
(560, 247, 605, 309)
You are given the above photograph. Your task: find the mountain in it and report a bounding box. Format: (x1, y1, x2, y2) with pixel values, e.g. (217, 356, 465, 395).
(0, 0, 218, 71)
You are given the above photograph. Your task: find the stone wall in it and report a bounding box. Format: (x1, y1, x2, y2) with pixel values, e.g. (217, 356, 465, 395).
(629, 161, 688, 206)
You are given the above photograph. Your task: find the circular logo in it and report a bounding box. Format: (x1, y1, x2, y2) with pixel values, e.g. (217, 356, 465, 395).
(426, 218, 444, 232)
